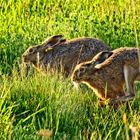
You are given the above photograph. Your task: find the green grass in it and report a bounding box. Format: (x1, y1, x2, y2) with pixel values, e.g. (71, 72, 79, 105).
(0, 0, 140, 139)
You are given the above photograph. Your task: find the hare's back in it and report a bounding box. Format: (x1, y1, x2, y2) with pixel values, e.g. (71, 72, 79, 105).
(97, 47, 139, 69)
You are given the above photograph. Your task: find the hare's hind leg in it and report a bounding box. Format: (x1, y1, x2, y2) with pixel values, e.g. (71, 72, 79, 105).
(123, 64, 135, 97)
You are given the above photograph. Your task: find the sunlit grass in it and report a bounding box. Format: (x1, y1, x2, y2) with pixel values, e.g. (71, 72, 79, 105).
(0, 68, 140, 139)
(0, 0, 140, 139)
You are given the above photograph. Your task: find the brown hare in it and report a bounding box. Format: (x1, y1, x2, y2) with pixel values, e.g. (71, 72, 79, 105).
(22, 35, 111, 77)
(71, 47, 140, 104)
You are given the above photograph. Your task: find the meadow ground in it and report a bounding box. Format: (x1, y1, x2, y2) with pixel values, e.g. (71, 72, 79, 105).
(0, 0, 140, 139)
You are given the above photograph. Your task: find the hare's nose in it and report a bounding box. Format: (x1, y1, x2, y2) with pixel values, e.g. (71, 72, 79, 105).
(22, 54, 26, 58)
(22, 55, 27, 61)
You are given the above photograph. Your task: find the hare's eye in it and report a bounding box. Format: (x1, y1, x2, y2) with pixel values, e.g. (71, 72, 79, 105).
(80, 67, 86, 73)
(29, 48, 33, 53)
(86, 63, 92, 67)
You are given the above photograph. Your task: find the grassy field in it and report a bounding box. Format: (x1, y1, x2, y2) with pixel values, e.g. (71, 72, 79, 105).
(0, 0, 140, 139)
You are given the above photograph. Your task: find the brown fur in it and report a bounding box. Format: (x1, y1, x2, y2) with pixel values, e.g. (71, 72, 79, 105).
(22, 35, 111, 77)
(71, 47, 140, 103)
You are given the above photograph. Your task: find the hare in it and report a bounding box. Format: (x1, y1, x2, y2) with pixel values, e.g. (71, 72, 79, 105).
(71, 47, 140, 104)
(22, 35, 111, 77)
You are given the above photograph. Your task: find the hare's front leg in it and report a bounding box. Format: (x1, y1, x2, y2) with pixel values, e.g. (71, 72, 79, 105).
(108, 95, 134, 105)
(123, 64, 135, 98)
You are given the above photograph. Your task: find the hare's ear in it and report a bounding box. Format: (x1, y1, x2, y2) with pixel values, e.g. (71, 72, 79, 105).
(42, 35, 64, 50)
(93, 51, 113, 65)
(59, 38, 66, 43)
(44, 35, 63, 46)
